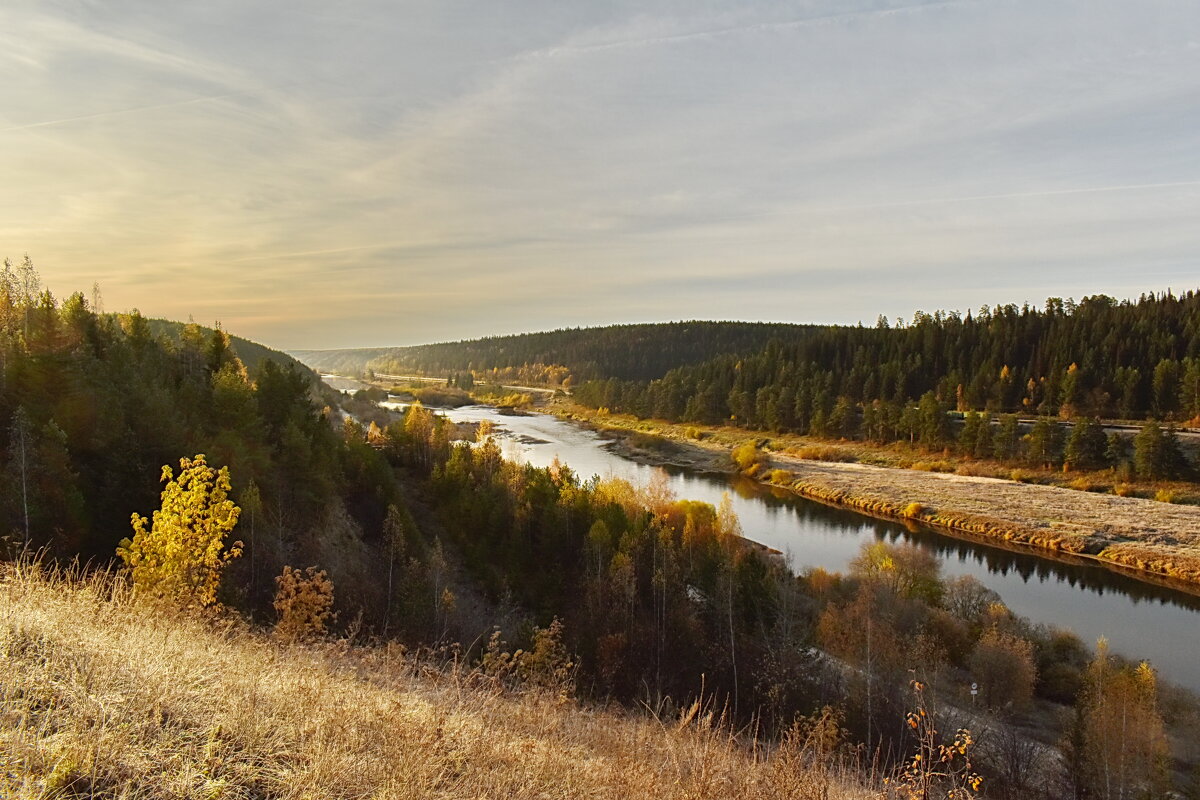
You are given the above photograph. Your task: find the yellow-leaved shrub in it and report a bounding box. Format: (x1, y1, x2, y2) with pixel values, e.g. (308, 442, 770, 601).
(117, 454, 242, 610)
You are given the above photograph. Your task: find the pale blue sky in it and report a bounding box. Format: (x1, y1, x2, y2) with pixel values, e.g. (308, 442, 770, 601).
(2, 1, 1199, 348)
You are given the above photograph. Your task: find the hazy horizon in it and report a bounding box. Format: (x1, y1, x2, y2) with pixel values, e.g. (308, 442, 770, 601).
(4, 1, 1200, 349)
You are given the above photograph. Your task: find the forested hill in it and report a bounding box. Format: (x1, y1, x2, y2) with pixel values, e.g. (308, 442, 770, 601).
(292, 321, 817, 382)
(0, 265, 402, 608)
(145, 318, 315, 379)
(574, 291, 1200, 428)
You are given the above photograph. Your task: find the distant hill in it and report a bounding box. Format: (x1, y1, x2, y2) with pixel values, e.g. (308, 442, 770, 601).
(292, 321, 819, 382)
(288, 346, 400, 378)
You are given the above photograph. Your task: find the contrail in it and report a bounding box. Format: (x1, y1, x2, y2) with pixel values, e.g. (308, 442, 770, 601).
(0, 93, 238, 134)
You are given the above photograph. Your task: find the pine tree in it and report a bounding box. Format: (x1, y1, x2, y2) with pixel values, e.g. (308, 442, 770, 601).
(1025, 417, 1065, 468)
(1065, 418, 1109, 471)
(992, 415, 1021, 461)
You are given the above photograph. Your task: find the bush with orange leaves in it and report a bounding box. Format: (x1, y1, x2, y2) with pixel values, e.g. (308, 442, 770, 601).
(885, 681, 982, 800)
(273, 566, 335, 641)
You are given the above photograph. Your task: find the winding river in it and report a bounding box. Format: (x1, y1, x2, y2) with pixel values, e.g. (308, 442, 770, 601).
(325, 376, 1200, 691)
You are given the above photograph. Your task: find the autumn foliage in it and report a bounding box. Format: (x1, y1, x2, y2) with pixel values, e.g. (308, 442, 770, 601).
(117, 454, 242, 609)
(273, 565, 335, 641)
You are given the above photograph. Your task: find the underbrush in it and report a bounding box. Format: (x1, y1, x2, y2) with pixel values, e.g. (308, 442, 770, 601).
(471, 384, 535, 408)
(628, 431, 673, 452)
(790, 445, 858, 463)
(410, 386, 473, 407)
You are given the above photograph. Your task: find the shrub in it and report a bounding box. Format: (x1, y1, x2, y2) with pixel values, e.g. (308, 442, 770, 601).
(967, 628, 1037, 710)
(1113, 483, 1138, 498)
(117, 454, 242, 610)
(1154, 488, 1180, 504)
(904, 502, 925, 518)
(769, 469, 794, 485)
(890, 682, 983, 798)
(273, 566, 335, 641)
(955, 462, 998, 478)
(731, 442, 767, 473)
(481, 619, 576, 697)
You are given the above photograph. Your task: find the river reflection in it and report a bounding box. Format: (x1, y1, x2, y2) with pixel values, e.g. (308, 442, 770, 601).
(326, 376, 1200, 691)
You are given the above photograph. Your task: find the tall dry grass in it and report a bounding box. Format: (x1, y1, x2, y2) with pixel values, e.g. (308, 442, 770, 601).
(0, 561, 872, 799)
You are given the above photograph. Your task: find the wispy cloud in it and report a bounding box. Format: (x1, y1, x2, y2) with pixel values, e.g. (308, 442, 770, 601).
(507, 0, 987, 61)
(0, 94, 239, 135)
(1, 0, 1199, 349)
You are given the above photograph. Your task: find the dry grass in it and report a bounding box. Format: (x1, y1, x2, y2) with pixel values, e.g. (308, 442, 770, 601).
(766, 456, 1200, 586)
(0, 562, 870, 800)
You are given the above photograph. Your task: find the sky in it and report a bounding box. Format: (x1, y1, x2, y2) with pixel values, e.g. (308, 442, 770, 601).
(2, 0, 1200, 350)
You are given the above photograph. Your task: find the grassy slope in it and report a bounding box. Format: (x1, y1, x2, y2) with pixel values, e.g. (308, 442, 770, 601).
(0, 564, 868, 799)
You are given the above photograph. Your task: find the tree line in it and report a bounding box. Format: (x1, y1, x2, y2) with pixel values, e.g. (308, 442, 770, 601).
(297, 320, 815, 382)
(570, 292, 1200, 478)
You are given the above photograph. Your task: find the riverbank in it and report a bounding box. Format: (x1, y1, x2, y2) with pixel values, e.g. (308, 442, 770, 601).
(550, 403, 1200, 592)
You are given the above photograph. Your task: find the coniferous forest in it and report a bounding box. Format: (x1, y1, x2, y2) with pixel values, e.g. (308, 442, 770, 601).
(571, 293, 1200, 427)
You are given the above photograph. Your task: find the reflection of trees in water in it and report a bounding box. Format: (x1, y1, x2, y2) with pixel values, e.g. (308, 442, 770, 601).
(888, 525, 1200, 612)
(708, 472, 1200, 614)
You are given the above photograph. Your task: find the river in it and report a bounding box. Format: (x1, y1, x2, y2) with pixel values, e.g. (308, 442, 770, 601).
(324, 375, 1200, 691)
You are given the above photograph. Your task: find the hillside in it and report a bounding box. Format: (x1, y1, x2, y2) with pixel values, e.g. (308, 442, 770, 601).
(0, 562, 868, 800)
(0, 267, 401, 604)
(292, 320, 817, 382)
(143, 318, 316, 380)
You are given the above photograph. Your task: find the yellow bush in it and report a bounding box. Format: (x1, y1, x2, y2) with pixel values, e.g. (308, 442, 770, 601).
(731, 442, 766, 473)
(1154, 489, 1180, 504)
(904, 502, 925, 518)
(117, 454, 242, 610)
(273, 566, 335, 641)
